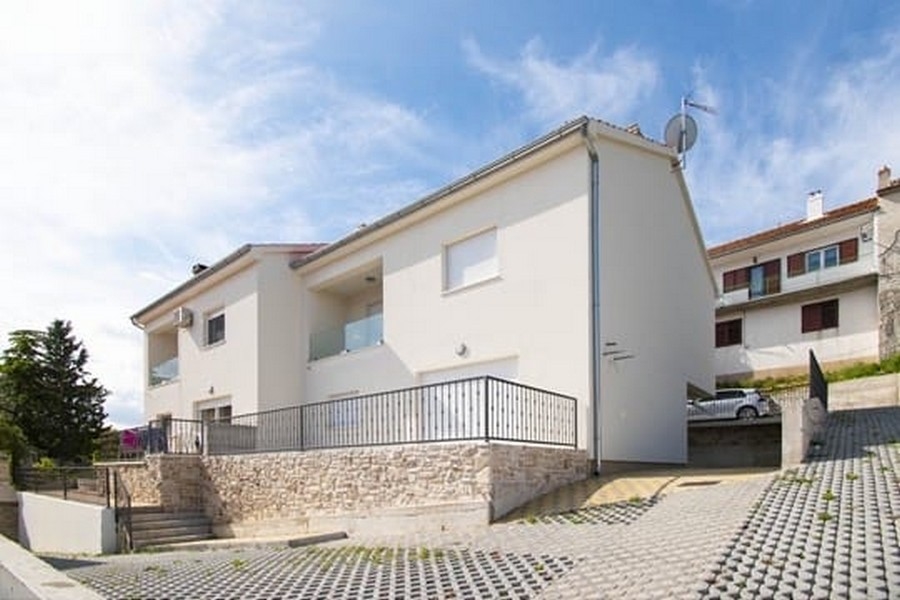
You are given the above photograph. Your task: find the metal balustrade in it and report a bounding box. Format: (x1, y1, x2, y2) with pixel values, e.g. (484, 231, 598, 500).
(128, 377, 577, 457)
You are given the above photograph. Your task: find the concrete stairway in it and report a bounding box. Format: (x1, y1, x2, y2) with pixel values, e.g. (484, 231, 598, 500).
(129, 507, 213, 549)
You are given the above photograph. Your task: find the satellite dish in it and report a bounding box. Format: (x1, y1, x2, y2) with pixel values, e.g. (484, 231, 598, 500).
(664, 113, 697, 153)
(664, 95, 716, 169)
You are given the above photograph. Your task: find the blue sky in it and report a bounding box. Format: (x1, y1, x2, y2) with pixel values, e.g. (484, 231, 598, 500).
(1, 0, 898, 427)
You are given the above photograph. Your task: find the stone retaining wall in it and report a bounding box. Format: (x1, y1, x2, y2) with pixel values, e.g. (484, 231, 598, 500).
(110, 442, 588, 536)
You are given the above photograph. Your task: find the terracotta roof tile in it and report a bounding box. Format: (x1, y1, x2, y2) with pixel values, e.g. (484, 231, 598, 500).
(707, 197, 878, 259)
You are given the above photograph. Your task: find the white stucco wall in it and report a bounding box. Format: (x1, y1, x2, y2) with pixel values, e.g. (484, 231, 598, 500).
(145, 263, 260, 420)
(256, 254, 305, 412)
(715, 285, 879, 378)
(18, 492, 116, 554)
(596, 135, 714, 464)
(300, 141, 594, 449)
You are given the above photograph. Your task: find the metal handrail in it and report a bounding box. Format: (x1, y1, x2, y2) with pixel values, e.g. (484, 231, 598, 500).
(124, 376, 578, 457)
(113, 471, 133, 553)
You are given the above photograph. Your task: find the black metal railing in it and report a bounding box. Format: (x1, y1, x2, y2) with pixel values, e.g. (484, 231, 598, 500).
(131, 377, 577, 457)
(16, 466, 111, 507)
(120, 418, 204, 458)
(809, 349, 828, 410)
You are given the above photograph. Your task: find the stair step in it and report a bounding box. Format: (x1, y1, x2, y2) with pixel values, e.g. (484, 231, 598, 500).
(133, 524, 211, 540)
(134, 532, 213, 549)
(131, 513, 209, 525)
(122, 506, 214, 550)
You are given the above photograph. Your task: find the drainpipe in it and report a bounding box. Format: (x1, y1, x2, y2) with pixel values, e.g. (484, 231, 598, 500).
(582, 122, 603, 475)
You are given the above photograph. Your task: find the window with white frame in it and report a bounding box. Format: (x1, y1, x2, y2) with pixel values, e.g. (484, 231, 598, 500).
(444, 228, 498, 291)
(205, 310, 225, 346)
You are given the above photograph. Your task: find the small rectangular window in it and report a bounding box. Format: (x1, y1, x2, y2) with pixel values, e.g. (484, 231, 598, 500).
(444, 228, 498, 291)
(823, 246, 838, 268)
(715, 319, 743, 347)
(206, 310, 225, 345)
(806, 251, 821, 272)
(802, 299, 839, 333)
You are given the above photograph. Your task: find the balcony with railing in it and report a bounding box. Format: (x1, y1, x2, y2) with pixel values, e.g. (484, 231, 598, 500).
(149, 356, 179, 386)
(310, 313, 383, 360)
(147, 328, 178, 387)
(308, 258, 384, 362)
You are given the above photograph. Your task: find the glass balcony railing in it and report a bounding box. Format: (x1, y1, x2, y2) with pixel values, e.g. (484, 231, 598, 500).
(310, 313, 383, 361)
(149, 356, 179, 386)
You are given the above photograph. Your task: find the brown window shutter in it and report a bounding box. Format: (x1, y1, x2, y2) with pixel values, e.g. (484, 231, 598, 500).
(787, 253, 805, 277)
(822, 299, 839, 328)
(839, 238, 858, 264)
(802, 304, 820, 333)
(715, 322, 727, 347)
(764, 259, 781, 294)
(734, 267, 748, 288)
(723, 271, 735, 292)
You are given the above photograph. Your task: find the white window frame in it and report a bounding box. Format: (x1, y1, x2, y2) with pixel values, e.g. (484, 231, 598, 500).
(806, 245, 839, 272)
(443, 227, 499, 292)
(205, 309, 226, 346)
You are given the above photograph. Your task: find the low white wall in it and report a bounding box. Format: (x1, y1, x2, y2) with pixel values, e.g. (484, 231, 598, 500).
(0, 533, 104, 600)
(18, 493, 116, 555)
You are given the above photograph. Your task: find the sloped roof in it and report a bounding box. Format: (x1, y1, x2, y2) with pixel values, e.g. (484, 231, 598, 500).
(131, 243, 326, 324)
(291, 116, 674, 270)
(707, 198, 879, 259)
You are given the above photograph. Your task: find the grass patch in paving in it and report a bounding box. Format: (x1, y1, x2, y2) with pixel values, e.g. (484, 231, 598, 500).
(67, 546, 577, 600)
(519, 496, 659, 526)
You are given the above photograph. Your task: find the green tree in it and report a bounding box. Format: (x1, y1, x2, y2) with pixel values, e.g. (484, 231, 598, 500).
(0, 320, 108, 462)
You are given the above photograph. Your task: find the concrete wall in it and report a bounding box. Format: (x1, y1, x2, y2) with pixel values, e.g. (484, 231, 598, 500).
(18, 492, 116, 554)
(0, 533, 104, 600)
(688, 421, 781, 468)
(113, 442, 589, 536)
(828, 373, 900, 410)
(596, 127, 715, 464)
(781, 397, 826, 467)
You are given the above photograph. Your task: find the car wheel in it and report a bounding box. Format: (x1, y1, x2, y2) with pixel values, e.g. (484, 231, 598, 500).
(737, 406, 758, 420)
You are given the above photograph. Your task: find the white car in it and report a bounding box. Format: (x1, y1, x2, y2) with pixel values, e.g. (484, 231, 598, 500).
(687, 388, 771, 421)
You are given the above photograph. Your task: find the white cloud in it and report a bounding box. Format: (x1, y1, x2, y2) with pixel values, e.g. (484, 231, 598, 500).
(463, 37, 659, 127)
(687, 29, 900, 246)
(0, 1, 435, 427)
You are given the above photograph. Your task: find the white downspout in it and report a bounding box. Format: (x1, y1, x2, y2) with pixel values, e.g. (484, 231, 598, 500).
(582, 122, 603, 475)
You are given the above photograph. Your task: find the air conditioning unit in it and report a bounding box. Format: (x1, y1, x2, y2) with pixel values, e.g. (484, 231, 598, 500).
(173, 307, 193, 328)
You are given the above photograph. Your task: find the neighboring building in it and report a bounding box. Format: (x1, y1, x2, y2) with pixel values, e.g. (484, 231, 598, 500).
(708, 166, 900, 382)
(131, 116, 715, 467)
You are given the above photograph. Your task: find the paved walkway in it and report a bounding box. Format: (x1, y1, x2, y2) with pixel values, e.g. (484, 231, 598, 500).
(48, 407, 900, 599)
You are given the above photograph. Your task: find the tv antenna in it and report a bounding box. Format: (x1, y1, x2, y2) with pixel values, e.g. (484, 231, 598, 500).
(664, 95, 716, 169)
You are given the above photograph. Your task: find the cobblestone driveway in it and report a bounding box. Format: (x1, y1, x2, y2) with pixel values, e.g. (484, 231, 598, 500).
(51, 407, 900, 599)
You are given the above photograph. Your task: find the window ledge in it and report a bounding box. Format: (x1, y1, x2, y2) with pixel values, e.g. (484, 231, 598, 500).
(148, 377, 179, 389)
(442, 274, 502, 297)
(204, 340, 226, 351)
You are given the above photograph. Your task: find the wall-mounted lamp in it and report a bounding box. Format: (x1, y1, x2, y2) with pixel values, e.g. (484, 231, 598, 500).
(455, 343, 468, 357)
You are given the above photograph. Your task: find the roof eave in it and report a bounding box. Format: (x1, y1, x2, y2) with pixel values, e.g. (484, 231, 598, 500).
(130, 244, 255, 326)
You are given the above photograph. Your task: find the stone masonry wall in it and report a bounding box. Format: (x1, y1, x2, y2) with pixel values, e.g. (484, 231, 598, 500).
(113, 442, 588, 533)
(111, 456, 204, 512)
(201, 442, 493, 527)
(487, 444, 590, 519)
(0, 455, 17, 541)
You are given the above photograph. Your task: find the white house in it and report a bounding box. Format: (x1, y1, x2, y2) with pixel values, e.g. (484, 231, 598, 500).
(132, 116, 715, 467)
(708, 166, 900, 382)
